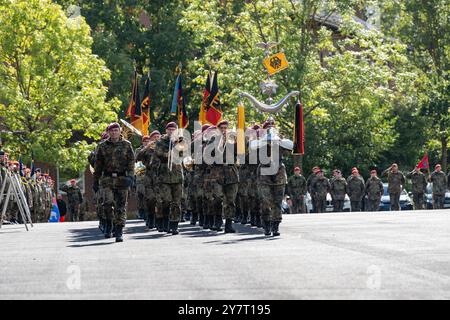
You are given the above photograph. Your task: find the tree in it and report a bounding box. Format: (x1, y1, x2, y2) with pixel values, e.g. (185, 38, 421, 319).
(180, 0, 420, 174)
(0, 0, 120, 171)
(377, 0, 449, 171)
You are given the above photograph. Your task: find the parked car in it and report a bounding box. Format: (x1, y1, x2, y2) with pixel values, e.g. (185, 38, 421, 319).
(425, 183, 450, 209)
(379, 183, 413, 211)
(305, 192, 351, 213)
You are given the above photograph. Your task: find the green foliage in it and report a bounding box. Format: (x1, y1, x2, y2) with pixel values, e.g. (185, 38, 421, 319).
(0, 0, 120, 171)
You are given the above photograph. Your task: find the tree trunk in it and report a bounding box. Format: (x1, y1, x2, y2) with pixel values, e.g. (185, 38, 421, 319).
(441, 135, 448, 172)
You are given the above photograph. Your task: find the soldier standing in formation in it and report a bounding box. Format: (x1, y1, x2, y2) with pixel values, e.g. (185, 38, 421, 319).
(60, 179, 83, 222)
(347, 168, 365, 212)
(330, 169, 347, 212)
(311, 169, 331, 213)
(382, 163, 406, 211)
(287, 167, 307, 214)
(135, 130, 161, 230)
(134, 135, 152, 220)
(365, 169, 384, 211)
(406, 166, 427, 210)
(152, 122, 184, 235)
(93, 122, 135, 242)
(306, 166, 320, 213)
(428, 164, 448, 209)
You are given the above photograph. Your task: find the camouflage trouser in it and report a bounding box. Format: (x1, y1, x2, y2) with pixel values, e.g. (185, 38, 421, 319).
(412, 193, 425, 210)
(145, 184, 158, 218)
(95, 189, 105, 220)
(389, 192, 400, 211)
(68, 203, 80, 222)
(248, 180, 260, 216)
(367, 198, 380, 212)
(136, 182, 146, 217)
(433, 194, 445, 209)
(238, 181, 250, 217)
(102, 187, 128, 227)
(351, 200, 362, 212)
(158, 183, 182, 222)
(333, 200, 344, 212)
(258, 184, 285, 222)
(292, 196, 306, 213)
(203, 180, 238, 219)
(315, 197, 326, 213)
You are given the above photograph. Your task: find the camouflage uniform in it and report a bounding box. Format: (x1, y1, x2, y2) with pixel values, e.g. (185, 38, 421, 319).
(428, 171, 447, 209)
(152, 134, 183, 234)
(311, 175, 331, 213)
(365, 176, 383, 211)
(89, 148, 105, 231)
(94, 136, 135, 239)
(203, 134, 239, 232)
(346, 175, 365, 212)
(287, 174, 307, 214)
(247, 162, 261, 224)
(134, 145, 147, 220)
(330, 177, 347, 212)
(257, 144, 290, 236)
(406, 170, 427, 209)
(382, 169, 406, 211)
(237, 164, 251, 223)
(307, 172, 319, 213)
(60, 184, 83, 221)
(136, 141, 160, 229)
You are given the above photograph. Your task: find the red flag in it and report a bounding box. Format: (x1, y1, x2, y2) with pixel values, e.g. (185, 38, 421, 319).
(126, 71, 142, 130)
(293, 100, 304, 155)
(205, 71, 222, 125)
(416, 153, 429, 169)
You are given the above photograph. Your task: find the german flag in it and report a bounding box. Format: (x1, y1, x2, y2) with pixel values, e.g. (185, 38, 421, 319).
(205, 71, 222, 125)
(140, 76, 151, 135)
(171, 73, 188, 129)
(293, 100, 305, 155)
(199, 72, 211, 124)
(126, 71, 143, 131)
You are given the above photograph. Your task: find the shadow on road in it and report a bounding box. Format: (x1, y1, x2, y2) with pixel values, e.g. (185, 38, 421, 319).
(67, 225, 107, 244)
(68, 242, 114, 248)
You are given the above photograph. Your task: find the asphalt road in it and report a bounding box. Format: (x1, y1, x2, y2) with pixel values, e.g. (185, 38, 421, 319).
(1, 210, 449, 299)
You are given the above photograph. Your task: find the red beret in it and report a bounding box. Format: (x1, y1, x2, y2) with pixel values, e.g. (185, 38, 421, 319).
(165, 122, 178, 129)
(370, 169, 377, 174)
(217, 120, 229, 127)
(70, 179, 76, 183)
(107, 122, 120, 131)
(149, 130, 161, 139)
(201, 124, 211, 132)
(142, 135, 151, 142)
(435, 164, 441, 169)
(294, 167, 300, 172)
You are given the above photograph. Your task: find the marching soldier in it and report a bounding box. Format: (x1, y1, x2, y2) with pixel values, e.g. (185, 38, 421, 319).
(135, 130, 161, 230)
(406, 166, 427, 210)
(365, 169, 383, 211)
(311, 169, 330, 213)
(330, 169, 347, 212)
(286, 167, 307, 214)
(382, 163, 406, 211)
(60, 179, 83, 222)
(347, 167, 365, 212)
(428, 164, 448, 209)
(93, 122, 135, 242)
(135, 135, 153, 220)
(203, 120, 239, 233)
(152, 122, 184, 235)
(306, 166, 320, 213)
(246, 125, 262, 225)
(190, 126, 208, 226)
(256, 117, 290, 236)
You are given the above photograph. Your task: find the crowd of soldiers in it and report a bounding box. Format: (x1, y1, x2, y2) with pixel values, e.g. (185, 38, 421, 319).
(286, 163, 450, 213)
(89, 117, 292, 243)
(0, 150, 54, 224)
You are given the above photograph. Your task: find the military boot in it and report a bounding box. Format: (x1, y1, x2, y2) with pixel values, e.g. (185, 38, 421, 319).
(115, 225, 123, 242)
(190, 212, 198, 226)
(213, 215, 223, 232)
(170, 221, 179, 235)
(262, 220, 271, 236)
(104, 219, 113, 238)
(240, 212, 248, 225)
(147, 214, 155, 230)
(250, 212, 256, 226)
(256, 215, 262, 228)
(156, 218, 164, 232)
(272, 221, 280, 237)
(224, 219, 235, 233)
(163, 217, 170, 232)
(203, 215, 210, 229)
